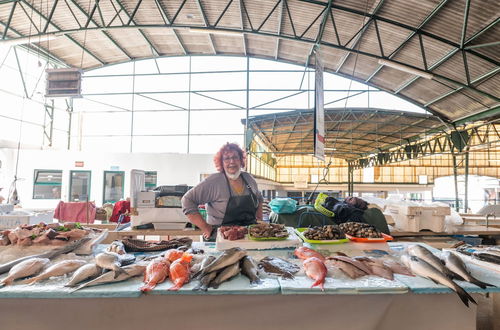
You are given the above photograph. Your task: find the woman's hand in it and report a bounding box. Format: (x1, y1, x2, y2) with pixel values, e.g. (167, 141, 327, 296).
(202, 224, 213, 239)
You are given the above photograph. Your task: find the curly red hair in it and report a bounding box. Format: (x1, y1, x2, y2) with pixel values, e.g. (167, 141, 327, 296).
(214, 142, 247, 172)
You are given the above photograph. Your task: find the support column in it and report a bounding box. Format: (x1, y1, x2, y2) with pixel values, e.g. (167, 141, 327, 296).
(464, 151, 469, 213)
(66, 98, 73, 150)
(452, 153, 460, 212)
(347, 163, 354, 196)
(43, 100, 55, 147)
(244, 56, 250, 151)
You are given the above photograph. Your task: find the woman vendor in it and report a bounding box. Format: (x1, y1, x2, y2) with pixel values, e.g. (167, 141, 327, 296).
(182, 143, 263, 240)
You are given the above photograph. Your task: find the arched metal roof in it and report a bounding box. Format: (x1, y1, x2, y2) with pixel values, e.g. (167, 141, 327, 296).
(0, 0, 498, 124)
(245, 108, 444, 160)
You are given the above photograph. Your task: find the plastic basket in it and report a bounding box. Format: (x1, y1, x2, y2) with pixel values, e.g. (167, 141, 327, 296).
(314, 193, 335, 217)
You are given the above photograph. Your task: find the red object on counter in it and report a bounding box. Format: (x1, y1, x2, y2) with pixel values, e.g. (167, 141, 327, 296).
(110, 200, 131, 223)
(53, 201, 96, 224)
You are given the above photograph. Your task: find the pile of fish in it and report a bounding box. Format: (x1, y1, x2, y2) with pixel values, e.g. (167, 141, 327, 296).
(192, 247, 262, 291)
(220, 226, 247, 241)
(0, 222, 89, 246)
(401, 244, 495, 307)
(248, 223, 288, 239)
(456, 244, 500, 265)
(339, 222, 382, 238)
(294, 247, 327, 290)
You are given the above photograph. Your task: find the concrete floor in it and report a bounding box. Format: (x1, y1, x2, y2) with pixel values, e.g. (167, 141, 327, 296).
(477, 293, 500, 330)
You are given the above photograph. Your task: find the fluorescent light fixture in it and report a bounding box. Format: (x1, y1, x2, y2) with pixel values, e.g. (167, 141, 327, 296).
(325, 147, 337, 150)
(0, 34, 62, 47)
(188, 28, 242, 36)
(378, 58, 433, 80)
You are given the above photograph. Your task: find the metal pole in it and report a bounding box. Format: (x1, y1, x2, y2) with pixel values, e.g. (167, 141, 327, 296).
(67, 99, 73, 150)
(464, 150, 469, 213)
(187, 56, 191, 153)
(244, 56, 250, 151)
(130, 60, 136, 152)
(452, 153, 460, 212)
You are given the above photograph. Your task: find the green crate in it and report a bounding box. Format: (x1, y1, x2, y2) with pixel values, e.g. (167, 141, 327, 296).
(314, 192, 335, 217)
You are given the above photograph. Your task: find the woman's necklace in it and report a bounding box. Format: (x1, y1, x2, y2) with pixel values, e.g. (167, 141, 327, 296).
(230, 178, 245, 195)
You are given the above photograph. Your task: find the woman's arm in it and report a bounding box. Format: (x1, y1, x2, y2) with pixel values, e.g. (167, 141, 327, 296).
(186, 212, 213, 239)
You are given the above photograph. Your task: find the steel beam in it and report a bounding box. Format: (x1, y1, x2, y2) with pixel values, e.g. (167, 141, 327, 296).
(2, 0, 16, 40)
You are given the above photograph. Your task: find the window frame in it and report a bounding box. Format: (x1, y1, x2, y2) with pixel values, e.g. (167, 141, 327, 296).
(102, 170, 125, 204)
(32, 169, 62, 200)
(69, 170, 92, 202)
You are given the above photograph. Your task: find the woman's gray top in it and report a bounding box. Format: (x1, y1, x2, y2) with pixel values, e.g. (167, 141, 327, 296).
(181, 172, 263, 225)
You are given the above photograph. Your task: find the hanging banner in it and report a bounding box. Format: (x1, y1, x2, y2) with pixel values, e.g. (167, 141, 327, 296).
(314, 48, 325, 161)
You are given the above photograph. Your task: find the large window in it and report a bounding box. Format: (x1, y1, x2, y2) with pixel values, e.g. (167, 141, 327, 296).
(33, 170, 62, 199)
(103, 171, 124, 203)
(145, 171, 157, 189)
(69, 171, 91, 202)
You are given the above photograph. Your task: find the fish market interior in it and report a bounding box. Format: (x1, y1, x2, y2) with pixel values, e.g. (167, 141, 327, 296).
(0, 0, 499, 329)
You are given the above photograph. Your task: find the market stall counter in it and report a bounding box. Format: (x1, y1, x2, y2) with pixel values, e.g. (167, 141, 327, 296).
(0, 239, 497, 330)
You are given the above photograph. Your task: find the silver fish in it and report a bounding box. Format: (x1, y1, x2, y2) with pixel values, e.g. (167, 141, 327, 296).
(95, 252, 128, 278)
(407, 245, 455, 278)
(193, 255, 216, 278)
(74, 230, 109, 255)
(25, 259, 87, 285)
(193, 271, 218, 292)
(71, 264, 146, 292)
(0, 237, 91, 275)
(0, 258, 50, 286)
(209, 262, 240, 289)
(65, 263, 102, 287)
(240, 256, 262, 285)
(442, 251, 493, 289)
(200, 248, 246, 277)
(402, 254, 476, 307)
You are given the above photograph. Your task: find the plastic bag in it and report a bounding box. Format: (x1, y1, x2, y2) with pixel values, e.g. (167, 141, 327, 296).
(269, 198, 297, 214)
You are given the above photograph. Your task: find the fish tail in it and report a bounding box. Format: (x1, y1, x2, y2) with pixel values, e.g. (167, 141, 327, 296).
(470, 277, 494, 290)
(250, 278, 263, 286)
(140, 282, 156, 292)
(24, 277, 39, 285)
(311, 278, 324, 290)
(452, 282, 476, 307)
(113, 267, 129, 279)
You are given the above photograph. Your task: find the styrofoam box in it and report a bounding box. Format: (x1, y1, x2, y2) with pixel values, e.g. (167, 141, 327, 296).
(131, 207, 187, 227)
(386, 205, 450, 232)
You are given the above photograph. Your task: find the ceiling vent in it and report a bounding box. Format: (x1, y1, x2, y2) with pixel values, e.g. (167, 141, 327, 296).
(45, 68, 82, 98)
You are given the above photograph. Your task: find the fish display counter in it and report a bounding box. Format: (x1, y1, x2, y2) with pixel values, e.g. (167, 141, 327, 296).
(0, 239, 499, 330)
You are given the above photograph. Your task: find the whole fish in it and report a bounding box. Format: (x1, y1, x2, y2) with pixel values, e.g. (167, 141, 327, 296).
(258, 256, 300, 279)
(74, 230, 109, 255)
(95, 252, 129, 278)
(473, 252, 500, 265)
(193, 255, 216, 278)
(402, 255, 476, 307)
(442, 251, 493, 289)
(240, 256, 262, 285)
(24, 260, 87, 285)
(168, 254, 193, 291)
(199, 247, 247, 277)
(294, 247, 325, 261)
(0, 258, 50, 286)
(164, 249, 185, 262)
(329, 256, 371, 275)
(0, 237, 90, 275)
(71, 264, 146, 292)
(407, 245, 455, 278)
(193, 271, 218, 292)
(209, 262, 240, 289)
(65, 264, 102, 287)
(141, 258, 171, 292)
(354, 257, 394, 280)
(325, 258, 367, 279)
(383, 259, 414, 276)
(303, 257, 327, 290)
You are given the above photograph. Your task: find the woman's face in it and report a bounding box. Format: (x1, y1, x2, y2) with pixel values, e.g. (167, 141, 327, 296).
(222, 150, 241, 175)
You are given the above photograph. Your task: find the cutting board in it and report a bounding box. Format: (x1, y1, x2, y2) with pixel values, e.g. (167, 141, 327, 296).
(215, 227, 302, 251)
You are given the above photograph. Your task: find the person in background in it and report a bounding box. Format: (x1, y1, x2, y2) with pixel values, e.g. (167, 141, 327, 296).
(0, 187, 5, 204)
(182, 142, 263, 240)
(52, 187, 61, 199)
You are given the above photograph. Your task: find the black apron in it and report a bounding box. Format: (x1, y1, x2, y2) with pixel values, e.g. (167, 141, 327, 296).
(205, 174, 259, 241)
